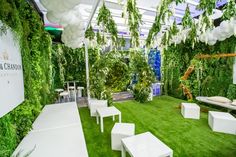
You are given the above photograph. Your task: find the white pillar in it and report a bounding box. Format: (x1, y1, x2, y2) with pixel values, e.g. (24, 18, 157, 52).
(233, 50, 236, 84)
(85, 41, 90, 99)
(83, 0, 101, 100)
(234, 64, 236, 84)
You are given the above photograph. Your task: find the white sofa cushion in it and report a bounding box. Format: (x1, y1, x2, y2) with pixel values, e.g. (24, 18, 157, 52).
(231, 101, 236, 106)
(207, 96, 231, 103)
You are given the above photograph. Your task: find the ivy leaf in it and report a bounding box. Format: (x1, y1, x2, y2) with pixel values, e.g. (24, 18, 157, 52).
(124, 0, 142, 48)
(119, 36, 126, 47)
(170, 20, 179, 36)
(85, 25, 95, 41)
(196, 0, 216, 15)
(182, 5, 193, 29)
(222, 0, 236, 20)
(97, 3, 118, 47)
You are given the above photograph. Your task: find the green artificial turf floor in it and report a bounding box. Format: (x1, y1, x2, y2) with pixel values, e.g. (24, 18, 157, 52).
(79, 96, 236, 157)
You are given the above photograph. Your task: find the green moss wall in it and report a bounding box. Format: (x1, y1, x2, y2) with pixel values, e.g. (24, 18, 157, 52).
(163, 36, 236, 100)
(0, 0, 55, 156)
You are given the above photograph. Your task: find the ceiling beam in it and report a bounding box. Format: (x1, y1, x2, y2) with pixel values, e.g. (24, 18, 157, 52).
(85, 0, 101, 30)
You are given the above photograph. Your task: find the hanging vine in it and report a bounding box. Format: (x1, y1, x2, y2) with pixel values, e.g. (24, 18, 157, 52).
(123, 0, 142, 48)
(196, 0, 216, 15)
(146, 0, 236, 48)
(85, 25, 95, 41)
(182, 5, 192, 29)
(96, 31, 106, 46)
(119, 35, 126, 47)
(161, 20, 179, 47)
(188, 22, 197, 48)
(97, 3, 118, 47)
(222, 0, 236, 20)
(146, 0, 174, 47)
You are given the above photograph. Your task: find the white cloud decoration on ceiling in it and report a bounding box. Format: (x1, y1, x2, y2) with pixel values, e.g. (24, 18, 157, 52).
(199, 17, 236, 45)
(170, 17, 236, 46)
(40, 0, 85, 48)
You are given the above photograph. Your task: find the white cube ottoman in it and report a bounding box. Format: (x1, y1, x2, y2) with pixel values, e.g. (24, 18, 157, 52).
(88, 99, 108, 117)
(181, 103, 200, 119)
(111, 123, 135, 151)
(208, 111, 236, 135)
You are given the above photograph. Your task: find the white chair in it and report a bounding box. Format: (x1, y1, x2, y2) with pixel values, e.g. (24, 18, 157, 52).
(55, 89, 64, 102)
(59, 91, 70, 102)
(77, 87, 84, 97)
(111, 123, 135, 151)
(181, 103, 200, 119)
(208, 111, 236, 135)
(88, 99, 108, 117)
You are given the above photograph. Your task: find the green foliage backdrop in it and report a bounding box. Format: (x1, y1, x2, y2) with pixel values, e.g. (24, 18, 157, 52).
(0, 0, 55, 156)
(51, 44, 100, 92)
(53, 47, 155, 104)
(163, 36, 236, 100)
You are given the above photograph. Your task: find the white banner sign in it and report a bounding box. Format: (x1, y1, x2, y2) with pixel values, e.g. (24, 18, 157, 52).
(0, 22, 24, 118)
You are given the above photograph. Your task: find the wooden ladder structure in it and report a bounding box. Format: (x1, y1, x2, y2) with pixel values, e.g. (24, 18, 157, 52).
(180, 53, 236, 100)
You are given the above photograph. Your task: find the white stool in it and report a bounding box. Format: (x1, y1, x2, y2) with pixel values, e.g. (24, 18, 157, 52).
(88, 99, 108, 117)
(181, 103, 200, 119)
(208, 111, 236, 135)
(111, 123, 135, 151)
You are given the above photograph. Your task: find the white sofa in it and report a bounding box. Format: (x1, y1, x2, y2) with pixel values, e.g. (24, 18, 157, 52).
(208, 111, 236, 135)
(88, 99, 108, 117)
(196, 96, 236, 111)
(12, 102, 88, 157)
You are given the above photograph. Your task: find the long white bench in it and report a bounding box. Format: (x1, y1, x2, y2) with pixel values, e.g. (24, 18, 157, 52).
(12, 102, 88, 157)
(196, 96, 236, 111)
(32, 102, 80, 131)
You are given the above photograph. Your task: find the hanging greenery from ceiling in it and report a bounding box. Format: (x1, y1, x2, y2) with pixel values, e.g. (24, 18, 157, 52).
(123, 0, 142, 48)
(196, 0, 216, 15)
(188, 22, 197, 48)
(119, 35, 126, 47)
(85, 25, 95, 41)
(147, 0, 236, 49)
(182, 5, 192, 29)
(161, 20, 179, 47)
(96, 31, 106, 46)
(222, 0, 236, 20)
(146, 0, 173, 47)
(169, 20, 179, 36)
(97, 3, 118, 47)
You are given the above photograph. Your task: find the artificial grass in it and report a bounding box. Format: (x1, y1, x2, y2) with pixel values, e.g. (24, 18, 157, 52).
(79, 96, 236, 157)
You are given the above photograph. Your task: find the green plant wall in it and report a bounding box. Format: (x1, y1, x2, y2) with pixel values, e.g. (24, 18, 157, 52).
(0, 0, 55, 156)
(51, 44, 100, 92)
(90, 50, 131, 105)
(53, 46, 155, 104)
(163, 36, 236, 100)
(52, 46, 131, 105)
